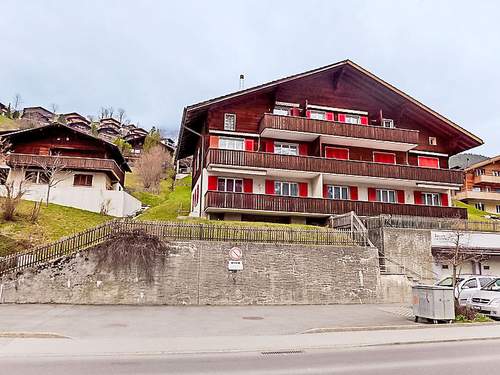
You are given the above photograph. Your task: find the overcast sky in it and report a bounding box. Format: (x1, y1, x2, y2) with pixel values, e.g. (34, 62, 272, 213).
(1, 0, 499, 154)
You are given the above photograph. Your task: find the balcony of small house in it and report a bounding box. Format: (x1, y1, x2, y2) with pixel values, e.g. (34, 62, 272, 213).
(204, 191, 467, 219)
(205, 149, 464, 186)
(259, 113, 420, 152)
(473, 174, 500, 185)
(5, 153, 124, 183)
(455, 189, 500, 202)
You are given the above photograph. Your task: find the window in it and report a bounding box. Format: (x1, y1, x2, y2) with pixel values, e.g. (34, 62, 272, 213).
(0, 168, 8, 185)
(441, 265, 449, 270)
(219, 137, 244, 150)
(472, 186, 481, 192)
(273, 106, 290, 116)
(217, 177, 242, 193)
(325, 147, 349, 160)
(344, 114, 361, 124)
(484, 265, 491, 271)
(422, 192, 441, 206)
(376, 189, 396, 203)
(327, 185, 349, 200)
(224, 113, 236, 131)
(418, 156, 440, 169)
(428, 137, 437, 146)
(493, 171, 500, 177)
(480, 277, 494, 287)
(475, 202, 485, 211)
(309, 110, 326, 120)
(274, 142, 298, 156)
(462, 279, 478, 289)
(496, 205, 500, 214)
(373, 152, 396, 164)
(274, 181, 298, 197)
(73, 174, 93, 187)
(382, 119, 395, 128)
(25, 170, 49, 184)
(475, 169, 485, 176)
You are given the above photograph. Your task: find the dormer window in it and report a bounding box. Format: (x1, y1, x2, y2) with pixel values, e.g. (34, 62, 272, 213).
(382, 119, 395, 128)
(224, 113, 236, 131)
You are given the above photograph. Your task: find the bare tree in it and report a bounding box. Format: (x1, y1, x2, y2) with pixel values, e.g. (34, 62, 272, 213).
(50, 103, 59, 114)
(1, 169, 29, 220)
(35, 155, 73, 206)
(117, 108, 127, 124)
(135, 145, 173, 192)
(12, 93, 22, 111)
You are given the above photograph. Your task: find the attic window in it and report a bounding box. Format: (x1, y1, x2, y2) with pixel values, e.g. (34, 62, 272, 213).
(382, 119, 395, 128)
(429, 137, 437, 146)
(224, 113, 236, 131)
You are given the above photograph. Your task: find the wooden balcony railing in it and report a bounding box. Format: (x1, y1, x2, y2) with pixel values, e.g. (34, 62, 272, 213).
(6, 153, 124, 182)
(259, 113, 420, 145)
(205, 191, 467, 219)
(474, 174, 500, 185)
(206, 149, 464, 185)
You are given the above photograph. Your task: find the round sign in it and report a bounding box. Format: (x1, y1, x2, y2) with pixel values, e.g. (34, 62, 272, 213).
(229, 247, 242, 261)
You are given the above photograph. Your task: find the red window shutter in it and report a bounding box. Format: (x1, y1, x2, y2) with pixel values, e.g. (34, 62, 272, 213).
(441, 193, 449, 207)
(263, 140, 274, 153)
(374, 152, 396, 164)
(299, 143, 308, 156)
(360, 116, 368, 125)
(338, 113, 346, 122)
(325, 112, 334, 121)
(418, 156, 440, 169)
(265, 180, 275, 195)
(243, 179, 253, 193)
(326, 147, 349, 160)
(208, 176, 218, 191)
(414, 191, 423, 205)
(306, 110, 311, 118)
(349, 186, 358, 201)
(290, 107, 300, 116)
(299, 182, 308, 197)
(397, 190, 405, 204)
(209, 136, 219, 148)
(368, 188, 377, 202)
(244, 139, 254, 152)
(323, 184, 329, 198)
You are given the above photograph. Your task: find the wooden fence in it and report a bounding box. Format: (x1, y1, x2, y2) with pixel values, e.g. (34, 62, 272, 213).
(0, 219, 368, 276)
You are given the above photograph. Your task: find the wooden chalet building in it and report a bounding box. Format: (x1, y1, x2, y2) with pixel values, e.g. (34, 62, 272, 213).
(63, 112, 92, 133)
(176, 60, 483, 224)
(0, 122, 141, 217)
(455, 155, 500, 215)
(21, 106, 54, 125)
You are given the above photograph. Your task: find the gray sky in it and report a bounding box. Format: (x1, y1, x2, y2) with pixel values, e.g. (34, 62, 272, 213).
(1, 0, 499, 154)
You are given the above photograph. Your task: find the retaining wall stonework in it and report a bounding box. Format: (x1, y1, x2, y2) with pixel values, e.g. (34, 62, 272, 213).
(0, 241, 380, 305)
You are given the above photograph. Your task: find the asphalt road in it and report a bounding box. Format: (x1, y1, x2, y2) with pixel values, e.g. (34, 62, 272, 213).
(3, 339, 500, 375)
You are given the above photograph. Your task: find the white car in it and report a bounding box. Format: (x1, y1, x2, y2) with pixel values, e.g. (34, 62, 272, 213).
(466, 278, 500, 318)
(436, 275, 496, 306)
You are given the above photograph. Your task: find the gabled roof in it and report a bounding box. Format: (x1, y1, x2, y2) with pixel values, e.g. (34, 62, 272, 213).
(465, 155, 500, 171)
(2, 122, 131, 172)
(176, 59, 483, 160)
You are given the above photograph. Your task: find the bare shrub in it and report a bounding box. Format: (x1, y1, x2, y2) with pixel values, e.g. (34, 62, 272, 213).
(135, 145, 173, 192)
(94, 230, 170, 283)
(29, 200, 42, 223)
(1, 171, 29, 221)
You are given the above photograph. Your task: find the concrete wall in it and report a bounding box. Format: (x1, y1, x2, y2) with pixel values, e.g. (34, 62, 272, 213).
(0, 241, 380, 305)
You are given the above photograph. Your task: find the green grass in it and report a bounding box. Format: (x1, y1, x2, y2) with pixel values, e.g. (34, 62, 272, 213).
(125, 172, 175, 207)
(453, 200, 492, 222)
(0, 200, 110, 256)
(0, 115, 21, 131)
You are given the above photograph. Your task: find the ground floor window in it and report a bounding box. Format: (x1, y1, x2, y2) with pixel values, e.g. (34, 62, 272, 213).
(25, 170, 49, 184)
(422, 192, 441, 206)
(0, 168, 8, 184)
(217, 177, 243, 193)
(475, 202, 485, 211)
(274, 181, 298, 197)
(376, 189, 396, 203)
(73, 174, 93, 187)
(496, 205, 500, 214)
(327, 185, 349, 200)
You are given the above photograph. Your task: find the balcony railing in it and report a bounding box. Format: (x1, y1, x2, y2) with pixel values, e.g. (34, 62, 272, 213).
(206, 149, 464, 185)
(205, 191, 467, 219)
(474, 174, 500, 185)
(455, 190, 500, 201)
(6, 153, 124, 182)
(259, 113, 420, 145)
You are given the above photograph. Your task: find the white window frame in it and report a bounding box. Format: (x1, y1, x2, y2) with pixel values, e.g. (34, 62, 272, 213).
(382, 118, 395, 128)
(274, 181, 299, 197)
(493, 170, 500, 177)
(373, 151, 397, 164)
(376, 189, 397, 203)
(422, 192, 441, 206)
(217, 177, 243, 193)
(274, 142, 299, 156)
(472, 186, 481, 192)
(218, 137, 245, 151)
(475, 202, 485, 211)
(327, 185, 350, 200)
(475, 169, 485, 176)
(309, 110, 326, 120)
(428, 136, 438, 146)
(496, 205, 500, 214)
(25, 169, 49, 184)
(344, 114, 361, 124)
(224, 113, 236, 131)
(272, 106, 291, 116)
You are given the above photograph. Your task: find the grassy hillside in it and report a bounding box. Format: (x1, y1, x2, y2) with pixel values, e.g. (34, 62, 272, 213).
(0, 115, 21, 131)
(0, 201, 110, 256)
(454, 200, 493, 222)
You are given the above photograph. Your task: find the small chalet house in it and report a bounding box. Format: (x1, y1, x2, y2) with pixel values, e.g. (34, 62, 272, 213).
(176, 60, 483, 224)
(0, 122, 141, 217)
(455, 155, 500, 215)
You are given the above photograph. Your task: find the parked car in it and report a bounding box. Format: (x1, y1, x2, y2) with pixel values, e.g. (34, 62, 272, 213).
(466, 278, 500, 319)
(435, 275, 496, 305)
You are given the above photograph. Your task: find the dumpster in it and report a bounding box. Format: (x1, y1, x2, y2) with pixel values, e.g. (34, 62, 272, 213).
(412, 285, 455, 323)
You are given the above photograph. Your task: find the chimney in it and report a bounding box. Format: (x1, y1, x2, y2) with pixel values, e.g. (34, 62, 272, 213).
(239, 74, 245, 90)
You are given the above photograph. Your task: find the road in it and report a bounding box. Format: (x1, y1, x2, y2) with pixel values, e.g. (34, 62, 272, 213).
(3, 339, 499, 374)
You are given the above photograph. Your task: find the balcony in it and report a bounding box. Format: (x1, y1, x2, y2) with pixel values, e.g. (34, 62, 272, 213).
(5, 153, 124, 182)
(205, 191, 467, 219)
(206, 149, 464, 185)
(474, 174, 500, 185)
(455, 190, 500, 201)
(259, 113, 419, 151)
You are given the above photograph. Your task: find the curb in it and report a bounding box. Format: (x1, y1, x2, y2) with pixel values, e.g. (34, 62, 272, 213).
(0, 332, 69, 339)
